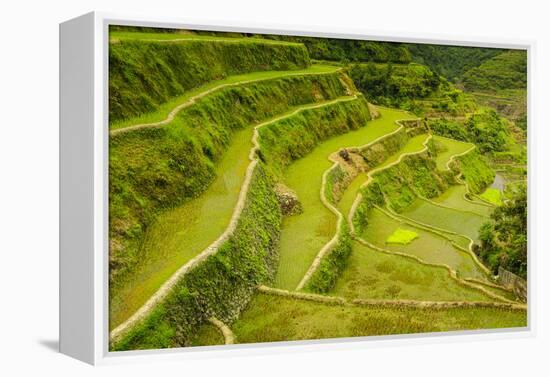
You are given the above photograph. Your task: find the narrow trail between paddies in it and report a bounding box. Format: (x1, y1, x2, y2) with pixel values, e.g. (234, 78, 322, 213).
(273, 107, 416, 290)
(110, 65, 342, 134)
(110, 96, 357, 340)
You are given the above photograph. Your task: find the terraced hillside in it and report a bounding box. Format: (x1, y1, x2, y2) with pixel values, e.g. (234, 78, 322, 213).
(108, 28, 527, 351)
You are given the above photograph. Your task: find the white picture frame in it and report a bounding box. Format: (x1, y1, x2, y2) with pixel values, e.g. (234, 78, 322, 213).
(59, 11, 535, 365)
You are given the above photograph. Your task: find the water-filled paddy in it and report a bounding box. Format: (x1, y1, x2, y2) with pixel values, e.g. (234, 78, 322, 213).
(361, 208, 488, 280)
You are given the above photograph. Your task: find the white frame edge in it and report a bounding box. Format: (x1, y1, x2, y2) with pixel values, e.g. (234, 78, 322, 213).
(59, 11, 536, 365)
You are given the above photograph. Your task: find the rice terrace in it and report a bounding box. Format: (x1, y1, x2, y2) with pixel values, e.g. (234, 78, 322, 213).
(107, 27, 528, 351)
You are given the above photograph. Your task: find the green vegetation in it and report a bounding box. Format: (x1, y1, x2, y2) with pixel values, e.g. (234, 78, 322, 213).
(110, 64, 341, 131)
(109, 125, 253, 327)
(112, 164, 281, 350)
(306, 223, 352, 294)
(258, 96, 370, 175)
(476, 184, 527, 278)
(349, 63, 474, 116)
(386, 228, 418, 245)
(432, 185, 493, 217)
(432, 135, 473, 170)
(428, 118, 469, 141)
(333, 243, 494, 302)
(232, 293, 526, 344)
(455, 149, 495, 194)
(367, 152, 453, 214)
(377, 133, 429, 169)
(405, 44, 504, 82)
(480, 188, 503, 206)
(271, 107, 413, 290)
(250, 35, 413, 64)
(190, 324, 225, 347)
(429, 109, 513, 154)
(109, 27, 527, 351)
(461, 50, 527, 92)
(109, 71, 349, 297)
(464, 109, 510, 153)
(109, 33, 310, 122)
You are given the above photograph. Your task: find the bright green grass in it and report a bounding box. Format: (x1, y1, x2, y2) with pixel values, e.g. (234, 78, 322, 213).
(362, 208, 487, 280)
(376, 133, 430, 170)
(400, 197, 488, 241)
(110, 64, 340, 130)
(432, 185, 493, 217)
(231, 293, 526, 344)
(109, 124, 254, 329)
(110, 31, 302, 46)
(386, 228, 419, 245)
(274, 108, 417, 290)
(332, 243, 494, 302)
(433, 135, 474, 171)
(480, 188, 503, 205)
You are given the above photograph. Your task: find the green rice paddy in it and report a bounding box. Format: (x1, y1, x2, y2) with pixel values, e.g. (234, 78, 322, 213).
(274, 108, 416, 290)
(400, 197, 488, 241)
(361, 208, 487, 280)
(332, 243, 494, 302)
(432, 184, 493, 217)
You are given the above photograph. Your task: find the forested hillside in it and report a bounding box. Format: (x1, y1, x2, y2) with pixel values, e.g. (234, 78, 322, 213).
(461, 50, 527, 91)
(406, 44, 504, 82)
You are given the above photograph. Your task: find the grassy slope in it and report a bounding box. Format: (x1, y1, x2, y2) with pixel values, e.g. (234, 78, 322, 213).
(109, 31, 310, 122)
(110, 96, 356, 328)
(110, 125, 253, 328)
(109, 70, 349, 301)
(332, 243, 493, 302)
(362, 208, 486, 280)
(273, 108, 416, 290)
(110, 64, 340, 130)
(232, 293, 526, 344)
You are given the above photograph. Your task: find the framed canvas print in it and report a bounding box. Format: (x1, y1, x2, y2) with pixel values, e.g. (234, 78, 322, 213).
(59, 12, 532, 365)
